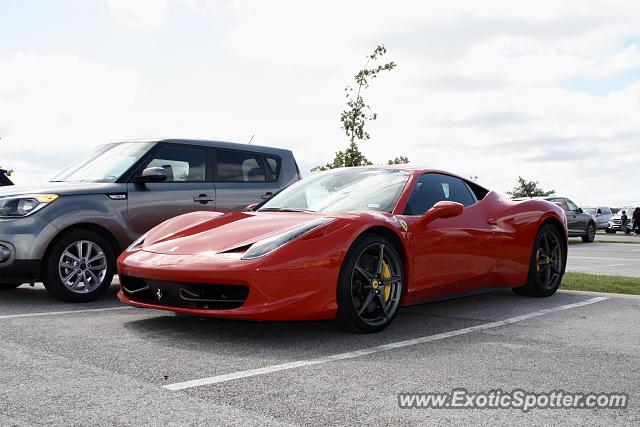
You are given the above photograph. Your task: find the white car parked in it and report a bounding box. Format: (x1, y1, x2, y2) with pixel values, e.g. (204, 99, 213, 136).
(606, 206, 637, 233)
(582, 206, 613, 230)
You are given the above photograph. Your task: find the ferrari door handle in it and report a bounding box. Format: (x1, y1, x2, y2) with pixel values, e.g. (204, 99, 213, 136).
(487, 218, 498, 226)
(261, 192, 273, 200)
(193, 194, 215, 204)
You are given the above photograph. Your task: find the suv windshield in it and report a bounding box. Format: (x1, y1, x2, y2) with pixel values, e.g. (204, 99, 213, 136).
(51, 142, 155, 183)
(259, 168, 410, 213)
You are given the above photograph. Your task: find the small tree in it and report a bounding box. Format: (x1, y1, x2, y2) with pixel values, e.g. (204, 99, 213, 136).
(507, 176, 556, 198)
(313, 45, 407, 171)
(387, 156, 409, 165)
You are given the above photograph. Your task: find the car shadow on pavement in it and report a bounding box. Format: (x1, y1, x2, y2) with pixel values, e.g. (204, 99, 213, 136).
(119, 290, 587, 354)
(0, 283, 122, 311)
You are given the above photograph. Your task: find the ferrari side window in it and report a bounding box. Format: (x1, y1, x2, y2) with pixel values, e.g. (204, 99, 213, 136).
(441, 183, 450, 198)
(403, 173, 476, 215)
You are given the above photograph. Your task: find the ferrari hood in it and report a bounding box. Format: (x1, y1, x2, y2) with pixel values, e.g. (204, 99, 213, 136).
(142, 211, 334, 256)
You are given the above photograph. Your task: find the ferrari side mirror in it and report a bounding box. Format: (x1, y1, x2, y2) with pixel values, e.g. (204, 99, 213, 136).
(419, 201, 464, 225)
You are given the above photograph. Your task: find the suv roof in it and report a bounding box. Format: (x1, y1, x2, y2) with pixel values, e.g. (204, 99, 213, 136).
(119, 138, 293, 156)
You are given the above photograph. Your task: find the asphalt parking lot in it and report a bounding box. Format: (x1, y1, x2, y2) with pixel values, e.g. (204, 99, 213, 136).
(1, 242, 639, 426)
(567, 240, 640, 277)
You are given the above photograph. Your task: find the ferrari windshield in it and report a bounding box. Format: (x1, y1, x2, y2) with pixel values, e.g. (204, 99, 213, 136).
(51, 142, 155, 183)
(259, 168, 411, 213)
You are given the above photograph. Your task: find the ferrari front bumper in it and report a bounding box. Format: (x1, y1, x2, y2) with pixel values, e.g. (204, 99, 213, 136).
(117, 249, 340, 321)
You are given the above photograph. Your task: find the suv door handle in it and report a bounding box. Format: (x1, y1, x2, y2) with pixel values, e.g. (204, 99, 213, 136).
(193, 194, 215, 204)
(487, 218, 498, 226)
(261, 192, 273, 200)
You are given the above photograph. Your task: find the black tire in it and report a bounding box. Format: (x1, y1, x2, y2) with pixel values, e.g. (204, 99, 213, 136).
(42, 229, 116, 302)
(582, 222, 596, 243)
(0, 283, 21, 291)
(334, 234, 404, 333)
(513, 224, 565, 297)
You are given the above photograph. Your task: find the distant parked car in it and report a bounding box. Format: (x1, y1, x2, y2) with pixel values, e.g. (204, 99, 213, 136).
(0, 169, 12, 186)
(544, 197, 596, 242)
(582, 206, 612, 230)
(606, 206, 637, 234)
(0, 139, 300, 302)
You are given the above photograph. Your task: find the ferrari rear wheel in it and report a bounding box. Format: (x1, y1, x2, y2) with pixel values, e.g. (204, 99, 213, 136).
(335, 234, 404, 333)
(513, 224, 565, 297)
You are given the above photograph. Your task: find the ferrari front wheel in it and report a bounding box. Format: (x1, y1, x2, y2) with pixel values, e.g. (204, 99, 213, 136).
(513, 224, 565, 297)
(335, 234, 404, 333)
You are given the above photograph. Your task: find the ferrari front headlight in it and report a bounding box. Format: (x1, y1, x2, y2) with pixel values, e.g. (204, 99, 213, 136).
(127, 233, 148, 251)
(242, 217, 335, 260)
(0, 194, 59, 218)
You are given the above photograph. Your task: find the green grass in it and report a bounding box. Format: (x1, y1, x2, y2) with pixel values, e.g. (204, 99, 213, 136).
(562, 272, 640, 295)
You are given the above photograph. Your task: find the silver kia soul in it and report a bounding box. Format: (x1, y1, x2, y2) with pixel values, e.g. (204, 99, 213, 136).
(0, 139, 300, 302)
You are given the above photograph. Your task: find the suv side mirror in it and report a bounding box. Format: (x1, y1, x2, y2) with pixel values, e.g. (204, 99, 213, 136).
(577, 208, 583, 214)
(419, 201, 464, 225)
(138, 167, 168, 183)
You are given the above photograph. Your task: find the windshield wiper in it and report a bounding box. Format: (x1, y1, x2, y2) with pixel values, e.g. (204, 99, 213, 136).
(258, 207, 316, 213)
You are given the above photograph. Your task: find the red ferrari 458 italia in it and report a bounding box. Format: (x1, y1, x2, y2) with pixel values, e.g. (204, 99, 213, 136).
(117, 167, 567, 332)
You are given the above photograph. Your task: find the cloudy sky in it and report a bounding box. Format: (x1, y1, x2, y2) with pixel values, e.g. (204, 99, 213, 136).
(1, 0, 639, 206)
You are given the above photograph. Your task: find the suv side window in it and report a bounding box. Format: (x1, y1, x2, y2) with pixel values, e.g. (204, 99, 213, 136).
(145, 145, 206, 182)
(549, 198, 568, 210)
(264, 156, 281, 180)
(404, 173, 476, 215)
(216, 150, 267, 182)
(566, 199, 579, 212)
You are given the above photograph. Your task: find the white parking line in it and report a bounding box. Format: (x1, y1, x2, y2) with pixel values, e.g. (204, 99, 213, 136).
(0, 306, 131, 320)
(164, 297, 608, 391)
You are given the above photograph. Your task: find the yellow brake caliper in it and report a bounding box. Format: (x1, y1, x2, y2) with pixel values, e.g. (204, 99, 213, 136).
(381, 261, 392, 302)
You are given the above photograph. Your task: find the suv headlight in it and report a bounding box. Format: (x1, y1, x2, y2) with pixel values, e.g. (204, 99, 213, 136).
(242, 217, 335, 260)
(0, 194, 59, 218)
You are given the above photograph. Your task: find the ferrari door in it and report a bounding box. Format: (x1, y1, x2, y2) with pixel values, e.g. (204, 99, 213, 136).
(402, 173, 499, 301)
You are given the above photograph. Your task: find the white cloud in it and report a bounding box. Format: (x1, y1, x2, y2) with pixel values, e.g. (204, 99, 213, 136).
(2, 0, 640, 206)
(107, 0, 170, 32)
(0, 53, 143, 182)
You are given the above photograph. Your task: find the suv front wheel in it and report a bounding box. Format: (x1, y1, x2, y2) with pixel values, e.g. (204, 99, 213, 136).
(581, 222, 596, 243)
(43, 229, 116, 302)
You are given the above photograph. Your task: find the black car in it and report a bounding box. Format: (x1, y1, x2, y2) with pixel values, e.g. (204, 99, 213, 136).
(545, 197, 596, 242)
(0, 169, 12, 186)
